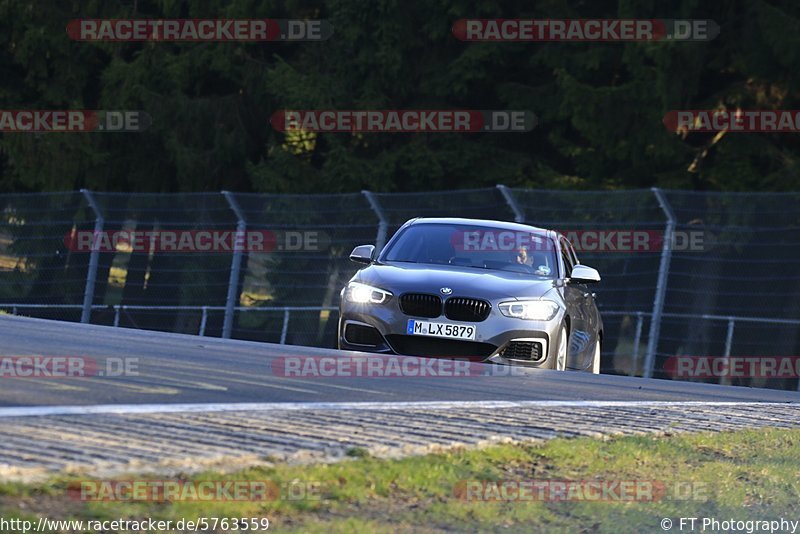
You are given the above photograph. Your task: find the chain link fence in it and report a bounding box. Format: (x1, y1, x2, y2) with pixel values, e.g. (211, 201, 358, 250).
(1, 187, 799, 390)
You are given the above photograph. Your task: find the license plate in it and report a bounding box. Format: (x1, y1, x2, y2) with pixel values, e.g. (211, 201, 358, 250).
(407, 320, 476, 340)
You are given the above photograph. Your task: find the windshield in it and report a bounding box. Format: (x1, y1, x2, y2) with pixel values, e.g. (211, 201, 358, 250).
(381, 223, 558, 277)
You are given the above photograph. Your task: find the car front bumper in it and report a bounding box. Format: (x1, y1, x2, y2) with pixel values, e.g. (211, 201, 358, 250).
(338, 297, 564, 368)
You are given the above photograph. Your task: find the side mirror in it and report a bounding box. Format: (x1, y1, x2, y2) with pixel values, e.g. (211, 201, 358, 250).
(349, 244, 375, 264)
(569, 265, 601, 284)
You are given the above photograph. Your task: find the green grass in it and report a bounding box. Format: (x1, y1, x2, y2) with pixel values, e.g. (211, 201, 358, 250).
(1, 428, 799, 533)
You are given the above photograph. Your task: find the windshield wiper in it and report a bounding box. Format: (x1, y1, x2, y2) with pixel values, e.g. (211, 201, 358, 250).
(455, 263, 490, 270)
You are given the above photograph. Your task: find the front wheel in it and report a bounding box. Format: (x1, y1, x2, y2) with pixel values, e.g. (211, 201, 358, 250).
(591, 338, 601, 374)
(554, 325, 568, 371)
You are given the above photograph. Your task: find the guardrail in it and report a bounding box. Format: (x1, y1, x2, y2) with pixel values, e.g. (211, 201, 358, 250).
(0, 303, 337, 345)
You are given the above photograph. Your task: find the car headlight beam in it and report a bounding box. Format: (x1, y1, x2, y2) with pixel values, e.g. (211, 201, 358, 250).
(498, 300, 559, 321)
(346, 282, 392, 304)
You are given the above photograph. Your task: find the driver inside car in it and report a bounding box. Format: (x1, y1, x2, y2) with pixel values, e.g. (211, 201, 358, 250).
(516, 246, 552, 276)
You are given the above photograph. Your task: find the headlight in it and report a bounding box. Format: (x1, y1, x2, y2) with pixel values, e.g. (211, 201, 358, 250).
(345, 282, 392, 304)
(498, 300, 559, 320)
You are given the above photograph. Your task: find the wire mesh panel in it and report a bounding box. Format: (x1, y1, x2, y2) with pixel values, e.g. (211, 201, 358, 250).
(0, 192, 92, 322)
(231, 192, 377, 344)
(598, 311, 651, 376)
(374, 187, 517, 234)
(656, 191, 800, 388)
(88, 192, 238, 333)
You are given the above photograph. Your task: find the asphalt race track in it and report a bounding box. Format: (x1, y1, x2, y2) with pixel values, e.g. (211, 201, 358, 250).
(2, 314, 799, 407)
(2, 314, 800, 480)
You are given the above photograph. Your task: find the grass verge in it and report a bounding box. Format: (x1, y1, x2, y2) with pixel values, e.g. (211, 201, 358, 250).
(1, 428, 799, 533)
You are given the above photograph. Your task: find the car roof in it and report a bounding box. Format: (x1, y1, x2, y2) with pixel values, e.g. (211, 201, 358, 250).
(404, 217, 556, 238)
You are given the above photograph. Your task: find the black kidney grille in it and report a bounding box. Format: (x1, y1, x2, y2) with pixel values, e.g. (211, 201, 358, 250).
(444, 297, 491, 322)
(399, 293, 442, 318)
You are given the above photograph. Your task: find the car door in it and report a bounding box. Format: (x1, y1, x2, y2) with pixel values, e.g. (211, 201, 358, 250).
(570, 240, 601, 363)
(560, 237, 593, 369)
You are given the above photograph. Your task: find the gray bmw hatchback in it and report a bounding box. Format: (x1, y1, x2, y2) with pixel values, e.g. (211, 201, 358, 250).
(338, 218, 603, 373)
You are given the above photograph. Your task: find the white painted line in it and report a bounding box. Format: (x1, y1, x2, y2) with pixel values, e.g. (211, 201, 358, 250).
(0, 400, 797, 418)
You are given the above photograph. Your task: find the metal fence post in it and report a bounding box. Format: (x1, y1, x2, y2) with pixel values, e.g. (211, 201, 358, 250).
(632, 311, 644, 375)
(723, 318, 735, 358)
(80, 189, 104, 324)
(222, 191, 246, 339)
(280, 308, 290, 344)
(199, 306, 209, 337)
(643, 188, 675, 378)
(362, 190, 388, 254)
(497, 184, 525, 222)
(720, 317, 736, 386)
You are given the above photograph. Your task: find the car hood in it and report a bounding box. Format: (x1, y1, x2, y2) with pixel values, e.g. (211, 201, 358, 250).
(355, 262, 558, 300)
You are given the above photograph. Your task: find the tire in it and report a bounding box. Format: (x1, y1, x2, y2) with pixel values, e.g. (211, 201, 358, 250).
(554, 325, 568, 371)
(591, 338, 601, 374)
